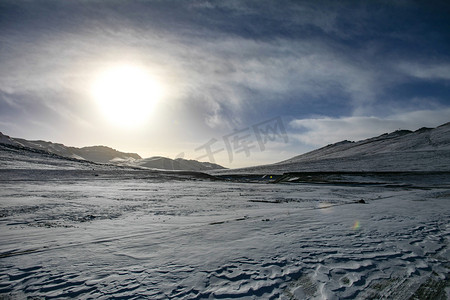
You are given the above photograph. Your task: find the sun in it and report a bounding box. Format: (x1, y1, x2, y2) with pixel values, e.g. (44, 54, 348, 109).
(91, 65, 163, 128)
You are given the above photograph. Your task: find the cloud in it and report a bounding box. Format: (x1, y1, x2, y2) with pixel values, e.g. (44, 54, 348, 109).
(397, 62, 450, 81)
(1, 1, 447, 125)
(0, 1, 392, 129)
(159, 35, 385, 126)
(290, 108, 450, 147)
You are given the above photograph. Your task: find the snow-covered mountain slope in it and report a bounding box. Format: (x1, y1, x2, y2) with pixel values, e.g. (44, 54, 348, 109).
(0, 143, 220, 183)
(0, 132, 225, 171)
(130, 156, 225, 171)
(0, 142, 102, 171)
(0, 132, 141, 163)
(212, 122, 450, 175)
(282, 122, 450, 164)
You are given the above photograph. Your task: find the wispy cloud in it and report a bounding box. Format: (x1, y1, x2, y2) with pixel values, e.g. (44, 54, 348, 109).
(396, 62, 450, 81)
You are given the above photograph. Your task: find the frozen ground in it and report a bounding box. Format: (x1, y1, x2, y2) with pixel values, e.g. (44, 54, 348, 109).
(0, 170, 449, 299)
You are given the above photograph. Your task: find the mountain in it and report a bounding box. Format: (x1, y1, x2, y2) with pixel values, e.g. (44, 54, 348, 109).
(211, 122, 450, 175)
(0, 132, 226, 171)
(0, 141, 101, 171)
(0, 132, 141, 163)
(132, 156, 225, 171)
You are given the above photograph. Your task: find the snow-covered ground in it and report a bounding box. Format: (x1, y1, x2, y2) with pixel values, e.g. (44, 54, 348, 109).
(1, 170, 449, 299)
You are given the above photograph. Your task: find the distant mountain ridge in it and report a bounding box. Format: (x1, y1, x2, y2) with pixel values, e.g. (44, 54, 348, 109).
(211, 122, 450, 174)
(0, 133, 141, 163)
(279, 123, 450, 165)
(112, 156, 225, 171)
(0, 132, 225, 171)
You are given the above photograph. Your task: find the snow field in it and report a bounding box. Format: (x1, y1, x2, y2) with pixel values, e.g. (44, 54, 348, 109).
(0, 175, 449, 299)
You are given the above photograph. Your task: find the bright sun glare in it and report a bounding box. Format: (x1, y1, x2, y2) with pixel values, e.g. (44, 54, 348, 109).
(91, 65, 163, 128)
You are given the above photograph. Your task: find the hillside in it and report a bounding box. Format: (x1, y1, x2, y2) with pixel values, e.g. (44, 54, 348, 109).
(211, 122, 450, 175)
(0, 142, 101, 171)
(132, 156, 225, 171)
(0, 132, 141, 163)
(0, 132, 225, 171)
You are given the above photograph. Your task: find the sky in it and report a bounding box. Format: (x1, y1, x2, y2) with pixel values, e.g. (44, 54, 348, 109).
(1, 0, 450, 168)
